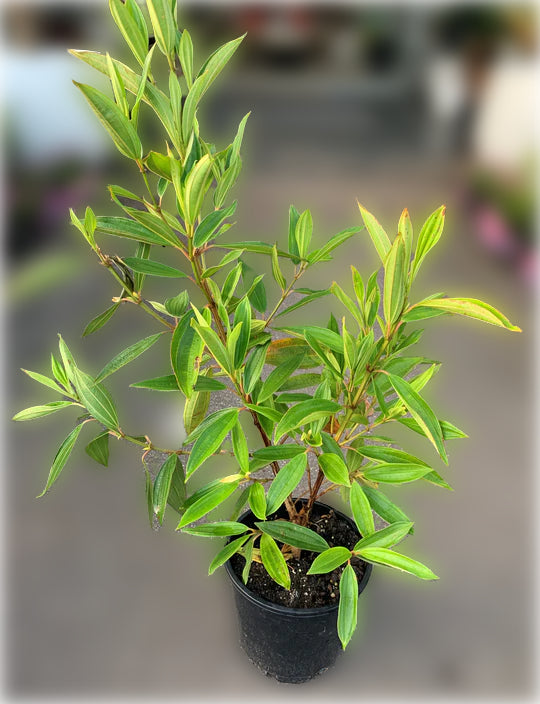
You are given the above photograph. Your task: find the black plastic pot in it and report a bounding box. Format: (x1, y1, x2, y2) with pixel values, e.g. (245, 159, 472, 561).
(224, 500, 372, 683)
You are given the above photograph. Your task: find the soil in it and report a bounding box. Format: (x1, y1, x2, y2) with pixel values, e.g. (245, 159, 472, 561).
(229, 502, 368, 609)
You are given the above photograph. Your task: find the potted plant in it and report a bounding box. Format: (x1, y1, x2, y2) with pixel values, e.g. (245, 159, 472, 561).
(13, 0, 521, 685)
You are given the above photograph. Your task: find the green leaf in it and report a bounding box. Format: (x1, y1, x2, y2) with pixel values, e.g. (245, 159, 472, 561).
(167, 456, 186, 512)
(387, 373, 447, 464)
(295, 209, 313, 259)
(271, 243, 286, 289)
(182, 35, 245, 141)
(182, 521, 249, 537)
(21, 369, 65, 395)
(288, 205, 300, 261)
(330, 281, 363, 328)
(274, 399, 340, 442)
(183, 387, 210, 437)
(185, 408, 238, 478)
(131, 374, 179, 391)
(231, 420, 249, 474)
(145, 150, 173, 180)
(109, 0, 149, 67)
(252, 445, 306, 462)
(13, 401, 75, 422)
(193, 201, 237, 248)
(256, 353, 304, 404)
(74, 82, 142, 159)
(184, 154, 214, 223)
(308, 227, 360, 265)
(122, 210, 180, 246)
(362, 486, 413, 528)
(233, 296, 251, 369)
(407, 297, 521, 332)
(266, 453, 307, 515)
(248, 482, 267, 520)
(318, 453, 350, 487)
(307, 546, 352, 575)
(146, 0, 176, 59)
(398, 207, 413, 266)
(165, 291, 189, 317)
(51, 353, 69, 388)
(194, 376, 227, 392)
(350, 481, 375, 537)
(85, 431, 110, 466)
(106, 52, 129, 117)
(357, 547, 438, 580)
(337, 563, 358, 649)
(243, 340, 270, 396)
(179, 29, 194, 86)
(208, 534, 251, 575)
(122, 257, 186, 278)
(356, 445, 429, 466)
(242, 535, 255, 584)
(398, 416, 468, 440)
(383, 234, 407, 327)
(131, 44, 156, 124)
(191, 318, 231, 374)
(259, 533, 290, 589)
(358, 202, 391, 262)
(411, 205, 446, 280)
(37, 423, 85, 497)
(177, 479, 239, 527)
(363, 463, 432, 485)
(82, 303, 120, 337)
(255, 520, 329, 553)
(71, 367, 119, 431)
(96, 333, 162, 384)
(171, 312, 202, 397)
(353, 521, 414, 551)
(153, 453, 178, 524)
(265, 338, 318, 369)
(96, 216, 172, 246)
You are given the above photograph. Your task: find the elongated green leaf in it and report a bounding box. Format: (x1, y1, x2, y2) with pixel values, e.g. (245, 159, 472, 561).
(266, 453, 307, 515)
(131, 374, 179, 391)
(337, 563, 358, 649)
(233, 296, 251, 369)
(307, 546, 352, 575)
(288, 205, 300, 261)
(362, 486, 412, 528)
(271, 243, 286, 289)
(191, 319, 231, 374)
(358, 203, 391, 262)
(177, 479, 239, 528)
(295, 209, 313, 259)
(74, 82, 142, 159)
(123, 209, 180, 246)
(308, 227, 359, 265)
(244, 404, 282, 424)
(13, 401, 75, 422)
(242, 535, 255, 584)
(182, 521, 249, 537)
(185, 408, 238, 478)
(255, 520, 329, 553)
(21, 369, 65, 395)
(109, 0, 148, 66)
(166, 456, 185, 513)
(194, 376, 227, 392)
(353, 521, 414, 551)
(398, 417, 468, 440)
(243, 341, 270, 395)
(383, 234, 406, 327)
(96, 216, 172, 246)
(106, 51, 129, 117)
(248, 482, 267, 520)
(407, 297, 521, 332)
(153, 453, 177, 524)
(171, 312, 202, 397)
(71, 367, 119, 431)
(358, 547, 438, 580)
(398, 207, 413, 266)
(193, 201, 237, 248)
(274, 399, 340, 442)
(37, 423, 85, 497)
(252, 445, 306, 462)
(411, 205, 446, 279)
(179, 29, 194, 86)
(350, 481, 375, 537)
(257, 353, 304, 404)
(231, 420, 249, 473)
(208, 534, 250, 575)
(259, 533, 290, 589)
(82, 303, 120, 337)
(357, 446, 429, 467)
(122, 257, 186, 279)
(85, 431, 110, 466)
(182, 35, 245, 141)
(96, 334, 161, 386)
(363, 463, 432, 484)
(145, 150, 172, 180)
(387, 373, 447, 464)
(183, 387, 210, 437)
(318, 453, 350, 487)
(146, 0, 176, 58)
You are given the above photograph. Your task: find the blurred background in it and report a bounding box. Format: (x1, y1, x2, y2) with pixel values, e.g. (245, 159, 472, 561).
(3, 0, 537, 700)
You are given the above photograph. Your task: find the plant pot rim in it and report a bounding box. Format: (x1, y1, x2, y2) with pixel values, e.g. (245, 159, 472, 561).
(224, 498, 373, 618)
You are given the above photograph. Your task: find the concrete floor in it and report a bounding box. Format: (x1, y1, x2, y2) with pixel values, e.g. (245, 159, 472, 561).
(6, 157, 534, 700)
